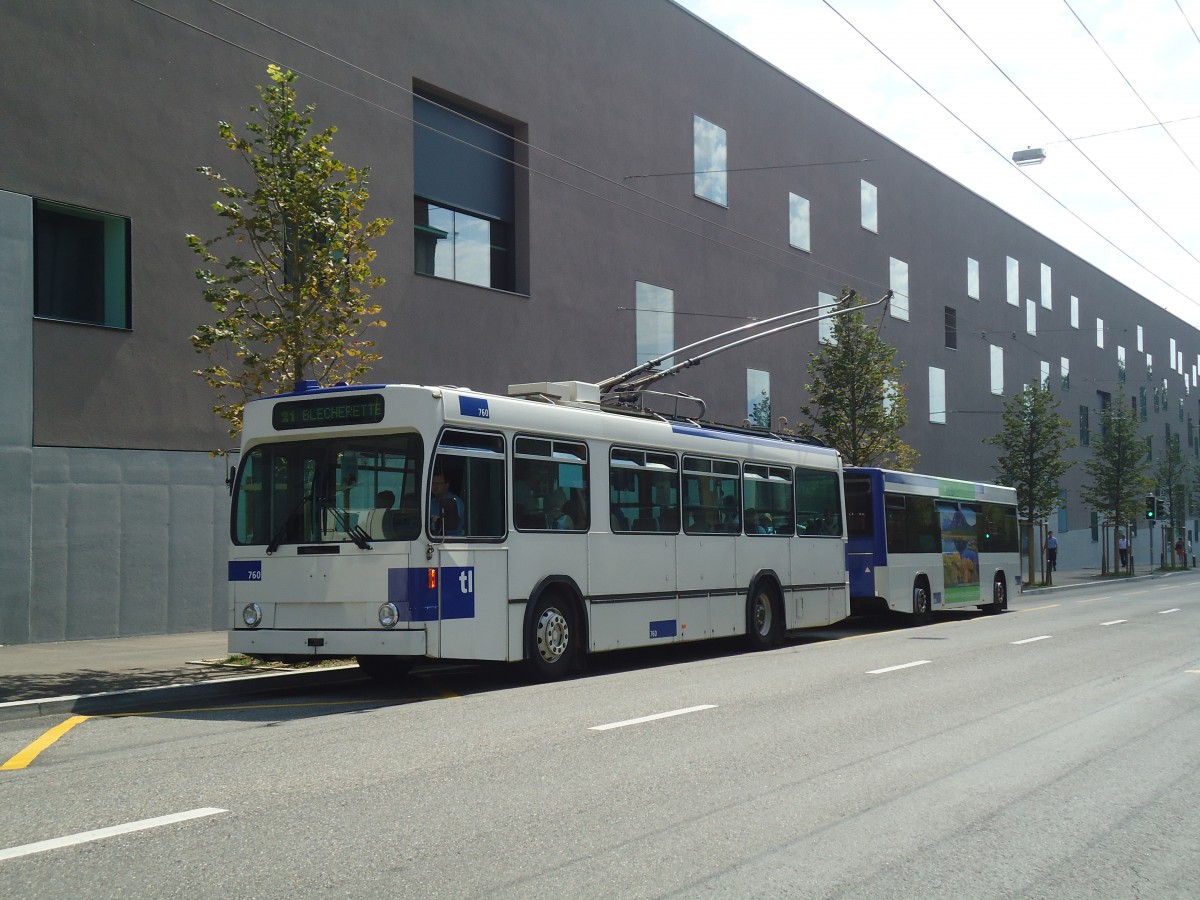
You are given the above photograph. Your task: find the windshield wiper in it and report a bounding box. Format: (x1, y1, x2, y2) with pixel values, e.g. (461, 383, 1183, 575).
(322, 501, 373, 551)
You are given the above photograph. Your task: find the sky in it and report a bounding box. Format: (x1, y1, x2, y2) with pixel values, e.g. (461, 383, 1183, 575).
(675, 0, 1200, 328)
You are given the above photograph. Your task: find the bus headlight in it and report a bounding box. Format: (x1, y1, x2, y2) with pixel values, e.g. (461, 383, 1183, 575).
(378, 602, 400, 628)
(242, 603, 263, 628)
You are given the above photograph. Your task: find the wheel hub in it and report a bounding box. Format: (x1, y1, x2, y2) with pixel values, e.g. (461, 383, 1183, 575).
(536, 607, 569, 663)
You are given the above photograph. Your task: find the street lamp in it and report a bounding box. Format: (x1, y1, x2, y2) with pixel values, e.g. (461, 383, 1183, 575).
(1012, 147, 1047, 166)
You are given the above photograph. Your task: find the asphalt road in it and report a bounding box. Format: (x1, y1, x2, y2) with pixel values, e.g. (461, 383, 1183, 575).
(2, 575, 1199, 898)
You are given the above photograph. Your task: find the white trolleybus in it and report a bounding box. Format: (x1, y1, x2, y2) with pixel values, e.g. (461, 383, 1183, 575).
(842, 467, 1020, 621)
(227, 379, 850, 680)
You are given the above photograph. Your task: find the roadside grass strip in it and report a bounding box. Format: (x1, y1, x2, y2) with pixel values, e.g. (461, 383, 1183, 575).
(0, 808, 226, 862)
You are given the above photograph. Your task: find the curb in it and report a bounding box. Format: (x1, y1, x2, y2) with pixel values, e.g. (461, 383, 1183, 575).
(0, 664, 365, 723)
(1020, 568, 1189, 596)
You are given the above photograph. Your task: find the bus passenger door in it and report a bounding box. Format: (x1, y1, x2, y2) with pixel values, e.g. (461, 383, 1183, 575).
(434, 547, 509, 661)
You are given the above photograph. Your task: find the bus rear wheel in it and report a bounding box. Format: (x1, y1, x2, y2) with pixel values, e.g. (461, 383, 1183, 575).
(356, 655, 416, 684)
(986, 576, 1008, 614)
(528, 592, 577, 680)
(746, 583, 783, 649)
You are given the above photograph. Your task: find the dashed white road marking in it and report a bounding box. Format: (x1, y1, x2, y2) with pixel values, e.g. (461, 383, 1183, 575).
(1159, 608, 1181, 614)
(0, 808, 227, 862)
(590, 705, 717, 731)
(1012, 635, 1052, 645)
(1100, 620, 1128, 626)
(866, 660, 932, 675)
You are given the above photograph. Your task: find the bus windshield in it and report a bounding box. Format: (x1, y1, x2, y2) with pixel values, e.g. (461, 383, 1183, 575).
(232, 433, 424, 547)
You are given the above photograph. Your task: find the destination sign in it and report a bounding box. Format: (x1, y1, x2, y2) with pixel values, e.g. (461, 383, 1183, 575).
(272, 394, 385, 430)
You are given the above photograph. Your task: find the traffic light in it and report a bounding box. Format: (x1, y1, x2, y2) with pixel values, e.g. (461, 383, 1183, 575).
(1146, 494, 1156, 519)
(1157, 498, 1166, 520)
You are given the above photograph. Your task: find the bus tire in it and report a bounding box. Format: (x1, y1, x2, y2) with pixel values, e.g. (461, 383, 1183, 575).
(910, 578, 932, 625)
(985, 575, 1008, 614)
(746, 581, 783, 649)
(528, 591, 576, 680)
(356, 655, 416, 684)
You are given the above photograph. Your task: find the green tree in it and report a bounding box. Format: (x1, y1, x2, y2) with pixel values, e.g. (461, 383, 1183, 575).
(798, 291, 918, 469)
(187, 65, 393, 436)
(749, 389, 771, 428)
(985, 384, 1075, 584)
(1079, 391, 1151, 574)
(1154, 432, 1190, 567)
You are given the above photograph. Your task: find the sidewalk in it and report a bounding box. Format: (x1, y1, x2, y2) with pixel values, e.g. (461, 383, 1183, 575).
(0, 631, 360, 722)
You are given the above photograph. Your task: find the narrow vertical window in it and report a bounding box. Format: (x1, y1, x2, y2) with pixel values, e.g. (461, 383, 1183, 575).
(1006, 257, 1019, 307)
(788, 192, 810, 252)
(1079, 405, 1090, 446)
(413, 90, 519, 292)
(1117, 346, 1126, 384)
(818, 291, 837, 344)
(883, 379, 897, 414)
(1040, 360, 1050, 389)
(1026, 299, 1037, 336)
(860, 179, 878, 233)
(967, 257, 979, 300)
(1096, 318, 1105, 349)
(1071, 295, 1079, 328)
(1061, 357, 1070, 391)
(990, 345, 1004, 396)
(746, 369, 771, 427)
(929, 367, 946, 424)
(889, 257, 909, 321)
(635, 282, 674, 368)
(944, 306, 957, 349)
(1040, 263, 1052, 309)
(1137, 325, 1144, 352)
(693, 116, 727, 206)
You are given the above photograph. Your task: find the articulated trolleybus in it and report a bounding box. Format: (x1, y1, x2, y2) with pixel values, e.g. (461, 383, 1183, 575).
(227, 379, 850, 680)
(843, 467, 1020, 620)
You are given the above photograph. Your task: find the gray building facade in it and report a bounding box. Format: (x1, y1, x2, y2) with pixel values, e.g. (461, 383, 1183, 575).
(2, 0, 1197, 644)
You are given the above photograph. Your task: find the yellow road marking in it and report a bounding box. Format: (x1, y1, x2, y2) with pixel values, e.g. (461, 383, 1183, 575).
(1, 715, 91, 771)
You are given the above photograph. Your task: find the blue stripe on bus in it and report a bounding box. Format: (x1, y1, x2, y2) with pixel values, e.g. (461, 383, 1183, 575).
(228, 560, 262, 581)
(387, 567, 476, 621)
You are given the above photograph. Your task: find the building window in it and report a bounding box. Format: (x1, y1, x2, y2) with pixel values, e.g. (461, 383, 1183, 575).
(33, 199, 130, 328)
(860, 179, 878, 233)
(789, 193, 810, 252)
(635, 282, 674, 368)
(1061, 357, 1070, 391)
(1097, 391, 1111, 440)
(1118, 346, 1126, 383)
(944, 306, 957, 349)
(1040, 263, 1052, 309)
(694, 115, 727, 206)
(1147, 354, 1153, 379)
(747, 369, 771, 427)
(1096, 318, 1105, 349)
(883, 379, 898, 414)
(1071, 295, 1079, 328)
(990, 345, 1004, 396)
(413, 90, 519, 292)
(890, 257, 909, 321)
(1006, 256, 1019, 307)
(1041, 360, 1051, 389)
(1026, 299, 1037, 336)
(1140, 387, 1148, 421)
(1137, 325, 1144, 352)
(1079, 405, 1090, 446)
(929, 367, 946, 424)
(818, 291, 837, 344)
(967, 257, 979, 300)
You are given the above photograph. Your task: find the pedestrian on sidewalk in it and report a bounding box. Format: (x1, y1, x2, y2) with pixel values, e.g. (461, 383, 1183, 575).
(1046, 531, 1058, 572)
(1118, 533, 1129, 571)
(1175, 537, 1185, 568)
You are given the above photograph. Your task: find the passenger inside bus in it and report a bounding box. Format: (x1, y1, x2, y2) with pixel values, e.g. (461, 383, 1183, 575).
(430, 471, 464, 537)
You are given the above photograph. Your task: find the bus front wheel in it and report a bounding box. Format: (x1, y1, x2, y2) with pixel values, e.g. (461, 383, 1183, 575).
(528, 592, 577, 680)
(910, 580, 932, 625)
(746, 583, 783, 649)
